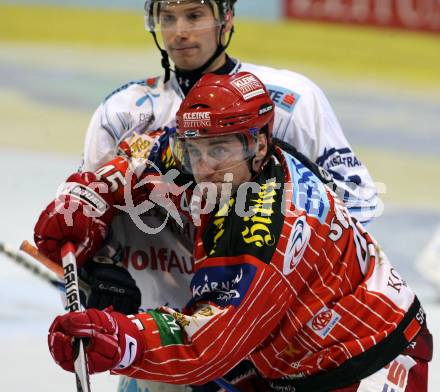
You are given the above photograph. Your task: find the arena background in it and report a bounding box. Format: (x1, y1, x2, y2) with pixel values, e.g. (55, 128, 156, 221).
(0, 1, 439, 390)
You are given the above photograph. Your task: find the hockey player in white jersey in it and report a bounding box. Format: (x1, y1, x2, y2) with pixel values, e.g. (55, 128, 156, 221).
(73, 1, 379, 390)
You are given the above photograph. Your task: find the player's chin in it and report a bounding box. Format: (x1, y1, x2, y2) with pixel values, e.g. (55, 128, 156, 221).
(172, 52, 203, 70)
(195, 180, 223, 196)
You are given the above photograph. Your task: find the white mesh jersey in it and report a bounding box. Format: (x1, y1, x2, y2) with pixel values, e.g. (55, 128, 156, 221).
(81, 60, 379, 311)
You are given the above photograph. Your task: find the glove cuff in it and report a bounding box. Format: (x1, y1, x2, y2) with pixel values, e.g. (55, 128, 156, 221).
(111, 311, 144, 370)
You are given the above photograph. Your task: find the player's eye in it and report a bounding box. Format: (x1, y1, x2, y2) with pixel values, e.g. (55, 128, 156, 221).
(187, 146, 202, 161)
(209, 146, 228, 160)
(160, 13, 176, 26)
(187, 11, 203, 22)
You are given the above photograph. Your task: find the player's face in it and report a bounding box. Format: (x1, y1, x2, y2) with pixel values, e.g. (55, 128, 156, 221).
(186, 135, 252, 194)
(159, 2, 221, 71)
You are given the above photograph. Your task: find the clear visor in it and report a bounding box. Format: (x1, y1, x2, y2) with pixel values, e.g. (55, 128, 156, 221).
(170, 132, 258, 176)
(144, 0, 224, 32)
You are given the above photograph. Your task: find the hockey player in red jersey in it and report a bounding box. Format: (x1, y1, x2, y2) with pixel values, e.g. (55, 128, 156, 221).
(74, 1, 380, 390)
(36, 72, 432, 392)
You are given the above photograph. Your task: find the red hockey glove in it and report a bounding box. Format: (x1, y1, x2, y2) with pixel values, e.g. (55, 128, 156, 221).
(48, 308, 143, 374)
(34, 172, 114, 267)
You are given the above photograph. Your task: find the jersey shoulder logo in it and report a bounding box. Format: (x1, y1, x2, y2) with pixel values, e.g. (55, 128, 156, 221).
(282, 151, 330, 224)
(146, 76, 160, 88)
(265, 84, 301, 113)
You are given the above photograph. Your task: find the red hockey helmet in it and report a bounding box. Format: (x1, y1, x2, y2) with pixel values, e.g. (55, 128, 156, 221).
(171, 71, 274, 173)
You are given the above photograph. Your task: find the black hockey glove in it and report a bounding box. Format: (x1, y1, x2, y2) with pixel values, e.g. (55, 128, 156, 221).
(79, 260, 141, 315)
(77, 231, 141, 315)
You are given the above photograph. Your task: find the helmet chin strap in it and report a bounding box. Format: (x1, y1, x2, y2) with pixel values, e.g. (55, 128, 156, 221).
(151, 31, 172, 82)
(151, 24, 234, 83)
(249, 153, 271, 181)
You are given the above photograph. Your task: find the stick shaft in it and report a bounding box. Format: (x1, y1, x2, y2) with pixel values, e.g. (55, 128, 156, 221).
(0, 241, 62, 289)
(61, 242, 91, 392)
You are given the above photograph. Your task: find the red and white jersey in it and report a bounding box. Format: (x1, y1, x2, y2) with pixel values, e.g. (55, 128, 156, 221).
(81, 60, 378, 311)
(105, 146, 425, 389)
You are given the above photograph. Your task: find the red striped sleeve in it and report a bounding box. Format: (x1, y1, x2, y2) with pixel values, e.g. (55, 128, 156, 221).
(117, 255, 293, 385)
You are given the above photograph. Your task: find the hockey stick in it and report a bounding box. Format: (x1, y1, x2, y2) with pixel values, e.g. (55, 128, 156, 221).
(61, 242, 91, 392)
(20, 240, 89, 293)
(19, 241, 91, 391)
(20, 240, 64, 278)
(19, 242, 239, 391)
(0, 241, 63, 290)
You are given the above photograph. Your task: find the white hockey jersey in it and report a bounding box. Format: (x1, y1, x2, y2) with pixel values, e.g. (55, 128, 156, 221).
(81, 60, 379, 310)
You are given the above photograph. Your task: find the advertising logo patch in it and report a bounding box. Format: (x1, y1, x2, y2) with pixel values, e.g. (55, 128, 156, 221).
(183, 111, 211, 128)
(114, 335, 138, 369)
(266, 85, 301, 113)
(170, 305, 225, 339)
(209, 198, 235, 256)
(316, 147, 363, 170)
(146, 77, 160, 88)
(189, 263, 257, 308)
(283, 216, 311, 275)
(242, 180, 278, 248)
(231, 74, 266, 101)
(259, 103, 274, 115)
(283, 151, 330, 224)
(60, 182, 109, 215)
(307, 306, 341, 339)
(149, 310, 184, 346)
(357, 355, 416, 392)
